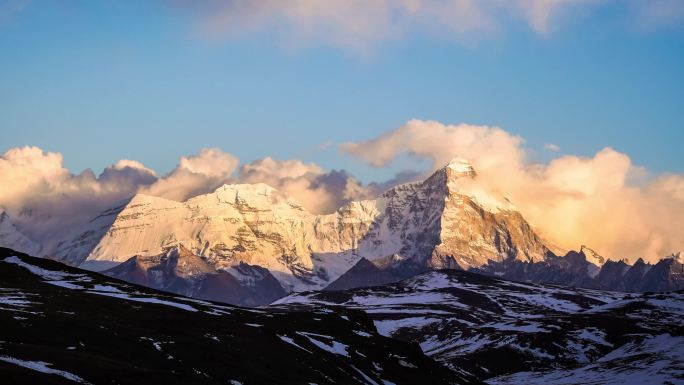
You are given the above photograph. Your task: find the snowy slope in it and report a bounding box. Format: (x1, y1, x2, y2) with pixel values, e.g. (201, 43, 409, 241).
(51, 199, 129, 266)
(0, 211, 41, 256)
(488, 333, 684, 385)
(274, 269, 684, 383)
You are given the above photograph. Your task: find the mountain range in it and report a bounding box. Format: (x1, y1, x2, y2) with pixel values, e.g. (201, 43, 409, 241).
(0, 158, 681, 305)
(2, 246, 681, 384)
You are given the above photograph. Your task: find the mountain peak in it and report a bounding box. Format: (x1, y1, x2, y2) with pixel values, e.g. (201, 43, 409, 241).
(431, 158, 518, 213)
(580, 245, 605, 266)
(208, 183, 285, 205)
(633, 257, 648, 266)
(213, 182, 277, 195)
(127, 193, 180, 205)
(445, 158, 477, 178)
(184, 182, 303, 210)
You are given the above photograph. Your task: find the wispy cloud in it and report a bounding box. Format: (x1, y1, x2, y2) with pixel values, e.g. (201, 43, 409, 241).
(0, 0, 31, 26)
(173, 0, 683, 52)
(631, 0, 684, 30)
(317, 140, 333, 150)
(544, 143, 560, 152)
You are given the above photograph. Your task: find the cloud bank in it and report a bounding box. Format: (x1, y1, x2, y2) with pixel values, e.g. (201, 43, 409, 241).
(0, 146, 375, 245)
(178, 0, 684, 52)
(2, 119, 682, 262)
(341, 119, 684, 262)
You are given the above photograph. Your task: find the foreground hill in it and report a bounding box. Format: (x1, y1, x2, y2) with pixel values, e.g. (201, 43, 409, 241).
(0, 248, 472, 385)
(274, 269, 684, 384)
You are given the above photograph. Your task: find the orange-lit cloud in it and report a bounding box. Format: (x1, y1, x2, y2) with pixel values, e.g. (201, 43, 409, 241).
(0, 147, 377, 244)
(2, 124, 682, 263)
(341, 119, 684, 262)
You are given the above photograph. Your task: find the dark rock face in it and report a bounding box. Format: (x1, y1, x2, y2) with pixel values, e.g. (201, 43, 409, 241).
(324, 255, 430, 291)
(623, 258, 651, 290)
(103, 245, 287, 307)
(593, 259, 630, 291)
(475, 249, 684, 293)
(324, 258, 396, 291)
(639, 254, 684, 292)
(0, 247, 473, 385)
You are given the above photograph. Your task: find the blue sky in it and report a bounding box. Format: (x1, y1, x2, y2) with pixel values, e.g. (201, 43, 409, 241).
(1, 0, 683, 182)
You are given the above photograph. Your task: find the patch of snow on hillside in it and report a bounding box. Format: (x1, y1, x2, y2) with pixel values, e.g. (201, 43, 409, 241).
(488, 334, 684, 385)
(86, 291, 198, 312)
(0, 355, 89, 383)
(296, 332, 349, 357)
(3, 256, 84, 281)
(373, 317, 441, 337)
(483, 321, 548, 333)
(277, 335, 312, 353)
(575, 328, 613, 347)
(352, 292, 448, 306)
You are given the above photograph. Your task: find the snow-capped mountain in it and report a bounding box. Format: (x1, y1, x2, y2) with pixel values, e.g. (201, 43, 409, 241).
(274, 269, 684, 384)
(0, 247, 466, 384)
(51, 199, 129, 266)
(0, 211, 41, 256)
(3, 158, 681, 299)
(52, 158, 552, 292)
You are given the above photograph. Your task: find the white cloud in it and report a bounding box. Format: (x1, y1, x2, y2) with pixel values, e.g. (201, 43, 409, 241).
(0, 147, 147, 244)
(0, 147, 381, 247)
(238, 157, 372, 214)
(544, 143, 560, 151)
(340, 119, 684, 262)
(0, 146, 240, 244)
(142, 148, 239, 201)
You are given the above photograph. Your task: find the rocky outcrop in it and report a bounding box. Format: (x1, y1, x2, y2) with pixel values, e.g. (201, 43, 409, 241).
(324, 258, 398, 291)
(103, 245, 287, 306)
